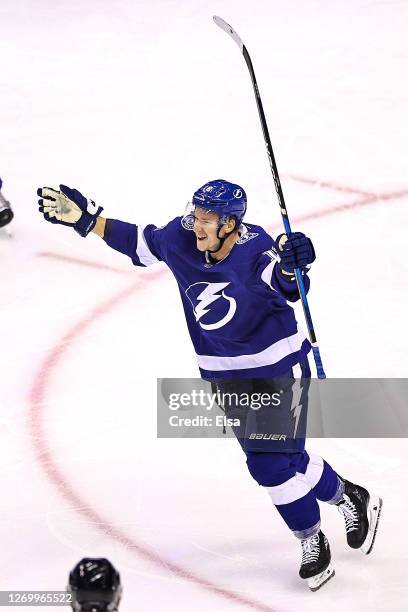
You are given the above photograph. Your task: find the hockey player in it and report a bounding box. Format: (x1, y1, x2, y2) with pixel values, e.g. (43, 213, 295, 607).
(38, 180, 382, 591)
(68, 558, 122, 612)
(0, 177, 14, 230)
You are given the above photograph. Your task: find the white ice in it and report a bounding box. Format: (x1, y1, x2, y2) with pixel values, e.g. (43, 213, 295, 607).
(1, 1, 407, 610)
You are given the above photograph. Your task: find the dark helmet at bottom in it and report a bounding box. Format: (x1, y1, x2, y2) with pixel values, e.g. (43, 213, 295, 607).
(68, 558, 122, 612)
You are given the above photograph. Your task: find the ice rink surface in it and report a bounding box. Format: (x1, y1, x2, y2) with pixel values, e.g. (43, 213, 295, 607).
(1, 0, 407, 610)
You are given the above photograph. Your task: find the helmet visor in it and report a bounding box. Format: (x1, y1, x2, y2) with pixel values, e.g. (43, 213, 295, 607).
(182, 202, 224, 231)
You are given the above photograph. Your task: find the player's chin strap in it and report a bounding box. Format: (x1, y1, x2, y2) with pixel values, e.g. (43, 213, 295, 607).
(207, 218, 238, 254)
(207, 229, 229, 254)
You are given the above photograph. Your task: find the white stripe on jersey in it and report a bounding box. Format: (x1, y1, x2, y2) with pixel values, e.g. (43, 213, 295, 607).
(136, 226, 160, 266)
(261, 259, 278, 290)
(196, 329, 306, 371)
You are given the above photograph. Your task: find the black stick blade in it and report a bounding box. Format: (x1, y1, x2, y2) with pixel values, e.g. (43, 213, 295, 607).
(213, 15, 244, 52)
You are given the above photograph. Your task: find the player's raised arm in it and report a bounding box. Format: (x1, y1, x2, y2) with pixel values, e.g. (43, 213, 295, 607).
(37, 184, 164, 267)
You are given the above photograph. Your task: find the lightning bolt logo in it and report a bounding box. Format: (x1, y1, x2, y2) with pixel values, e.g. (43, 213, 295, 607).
(290, 379, 303, 438)
(186, 282, 237, 331)
(291, 404, 302, 438)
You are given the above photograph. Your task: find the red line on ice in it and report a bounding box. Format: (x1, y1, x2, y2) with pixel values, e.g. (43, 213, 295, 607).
(28, 176, 408, 610)
(285, 174, 375, 197)
(269, 188, 408, 231)
(28, 277, 274, 611)
(37, 251, 132, 275)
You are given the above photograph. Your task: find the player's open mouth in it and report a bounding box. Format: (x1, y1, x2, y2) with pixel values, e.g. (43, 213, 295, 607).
(197, 236, 207, 241)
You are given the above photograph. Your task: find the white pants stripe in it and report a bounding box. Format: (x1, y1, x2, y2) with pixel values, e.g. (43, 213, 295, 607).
(266, 472, 311, 505)
(266, 453, 324, 505)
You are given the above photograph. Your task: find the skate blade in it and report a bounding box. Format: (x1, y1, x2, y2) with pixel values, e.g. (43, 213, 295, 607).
(307, 565, 335, 591)
(361, 495, 382, 555)
(1, 226, 12, 238)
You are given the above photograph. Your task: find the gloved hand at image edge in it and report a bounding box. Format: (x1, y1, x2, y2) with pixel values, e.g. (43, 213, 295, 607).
(37, 185, 103, 237)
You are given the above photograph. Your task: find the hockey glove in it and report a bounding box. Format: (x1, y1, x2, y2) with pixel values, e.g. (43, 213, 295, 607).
(275, 232, 316, 273)
(37, 185, 103, 237)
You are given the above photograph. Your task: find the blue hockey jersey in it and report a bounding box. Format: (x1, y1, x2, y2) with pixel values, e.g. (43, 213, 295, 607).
(104, 217, 311, 378)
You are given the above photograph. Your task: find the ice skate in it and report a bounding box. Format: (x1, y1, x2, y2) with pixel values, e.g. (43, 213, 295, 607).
(337, 479, 382, 554)
(299, 531, 335, 591)
(0, 185, 13, 234)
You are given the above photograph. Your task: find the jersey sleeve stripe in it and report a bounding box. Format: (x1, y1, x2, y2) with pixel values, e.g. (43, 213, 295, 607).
(261, 259, 277, 290)
(136, 226, 161, 266)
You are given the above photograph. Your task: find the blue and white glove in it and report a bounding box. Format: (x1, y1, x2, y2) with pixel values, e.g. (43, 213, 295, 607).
(275, 232, 316, 274)
(37, 185, 103, 237)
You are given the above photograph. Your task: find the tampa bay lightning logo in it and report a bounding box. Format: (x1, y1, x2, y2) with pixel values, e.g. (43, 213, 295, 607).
(237, 231, 259, 244)
(181, 214, 194, 230)
(185, 282, 237, 330)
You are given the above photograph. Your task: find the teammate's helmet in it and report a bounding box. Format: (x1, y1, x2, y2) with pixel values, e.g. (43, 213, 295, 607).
(192, 179, 247, 227)
(68, 558, 122, 612)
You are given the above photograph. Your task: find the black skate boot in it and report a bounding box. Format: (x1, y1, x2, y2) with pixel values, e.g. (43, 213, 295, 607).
(0, 181, 14, 234)
(336, 479, 382, 554)
(299, 530, 335, 591)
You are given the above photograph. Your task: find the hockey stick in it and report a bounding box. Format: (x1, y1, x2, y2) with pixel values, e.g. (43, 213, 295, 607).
(213, 15, 326, 379)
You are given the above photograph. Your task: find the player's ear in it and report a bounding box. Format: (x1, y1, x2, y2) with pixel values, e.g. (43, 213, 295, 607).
(225, 216, 237, 234)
